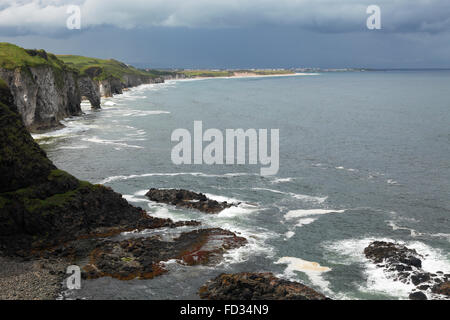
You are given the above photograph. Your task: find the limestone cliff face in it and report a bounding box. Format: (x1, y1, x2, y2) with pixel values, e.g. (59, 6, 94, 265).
(78, 76, 101, 109)
(98, 75, 164, 98)
(0, 66, 81, 132)
(99, 77, 124, 97)
(78, 75, 165, 108)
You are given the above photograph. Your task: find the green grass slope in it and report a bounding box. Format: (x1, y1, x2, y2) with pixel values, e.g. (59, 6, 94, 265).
(0, 42, 73, 71)
(57, 55, 162, 82)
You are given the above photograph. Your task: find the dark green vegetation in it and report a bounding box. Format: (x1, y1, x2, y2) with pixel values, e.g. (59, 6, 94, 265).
(0, 81, 176, 255)
(0, 78, 55, 193)
(57, 55, 170, 82)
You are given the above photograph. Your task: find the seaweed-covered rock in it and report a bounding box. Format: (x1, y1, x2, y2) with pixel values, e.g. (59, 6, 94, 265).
(199, 272, 328, 300)
(82, 228, 247, 280)
(146, 188, 238, 214)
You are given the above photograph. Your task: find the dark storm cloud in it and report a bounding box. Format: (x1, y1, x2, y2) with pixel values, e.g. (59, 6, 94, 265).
(0, 0, 450, 35)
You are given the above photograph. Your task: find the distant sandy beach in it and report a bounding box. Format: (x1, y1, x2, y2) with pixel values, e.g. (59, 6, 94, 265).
(174, 72, 320, 81)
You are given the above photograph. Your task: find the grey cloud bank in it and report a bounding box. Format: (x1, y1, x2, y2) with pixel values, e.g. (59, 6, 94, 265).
(0, 0, 449, 68)
(1, 0, 450, 34)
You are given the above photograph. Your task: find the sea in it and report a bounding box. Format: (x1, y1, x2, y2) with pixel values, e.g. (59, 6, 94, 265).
(33, 71, 450, 300)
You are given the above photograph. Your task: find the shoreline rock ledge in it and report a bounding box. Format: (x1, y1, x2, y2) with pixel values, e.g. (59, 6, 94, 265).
(199, 272, 329, 300)
(146, 188, 238, 214)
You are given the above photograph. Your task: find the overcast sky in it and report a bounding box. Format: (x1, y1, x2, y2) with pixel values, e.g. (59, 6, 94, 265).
(1, 0, 450, 68)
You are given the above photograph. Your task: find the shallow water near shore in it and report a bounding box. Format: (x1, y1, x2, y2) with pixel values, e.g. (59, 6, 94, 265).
(37, 72, 450, 300)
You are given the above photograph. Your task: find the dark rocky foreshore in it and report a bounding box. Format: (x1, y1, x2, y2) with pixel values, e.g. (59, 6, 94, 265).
(0, 80, 249, 299)
(146, 188, 238, 214)
(199, 272, 329, 300)
(82, 228, 247, 280)
(364, 241, 450, 300)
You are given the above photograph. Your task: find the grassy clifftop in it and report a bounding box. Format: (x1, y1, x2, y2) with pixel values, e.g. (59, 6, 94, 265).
(57, 55, 161, 82)
(0, 43, 73, 72)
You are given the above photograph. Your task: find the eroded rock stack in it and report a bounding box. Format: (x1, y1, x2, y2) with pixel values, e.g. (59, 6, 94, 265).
(146, 188, 238, 214)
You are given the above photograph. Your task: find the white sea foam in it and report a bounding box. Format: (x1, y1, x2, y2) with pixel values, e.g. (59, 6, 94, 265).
(134, 189, 149, 196)
(203, 193, 241, 204)
(122, 194, 152, 203)
(82, 137, 144, 149)
(32, 121, 96, 140)
(291, 193, 328, 203)
(99, 172, 255, 184)
(271, 177, 294, 184)
(58, 145, 90, 150)
(285, 209, 345, 220)
(285, 231, 295, 239)
(218, 224, 277, 266)
(275, 257, 332, 294)
(335, 166, 358, 173)
(217, 205, 259, 218)
(387, 179, 399, 185)
(121, 110, 170, 117)
(294, 217, 317, 227)
(252, 188, 327, 203)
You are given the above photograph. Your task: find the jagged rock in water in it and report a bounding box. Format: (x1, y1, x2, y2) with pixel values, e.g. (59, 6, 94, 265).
(364, 241, 422, 268)
(199, 272, 328, 300)
(145, 188, 238, 214)
(364, 241, 449, 300)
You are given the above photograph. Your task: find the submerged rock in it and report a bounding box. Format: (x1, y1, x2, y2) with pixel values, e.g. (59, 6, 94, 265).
(82, 228, 247, 280)
(145, 188, 238, 214)
(198, 272, 328, 300)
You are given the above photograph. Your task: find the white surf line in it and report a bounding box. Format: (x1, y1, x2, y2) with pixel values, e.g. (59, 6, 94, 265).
(283, 209, 347, 238)
(98, 172, 257, 184)
(284, 209, 346, 220)
(81, 137, 144, 149)
(252, 187, 327, 203)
